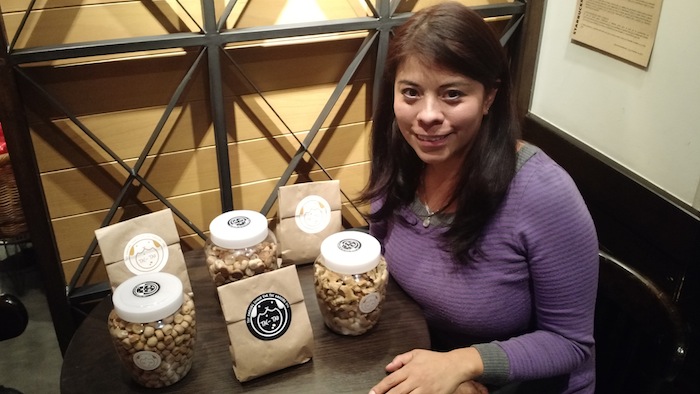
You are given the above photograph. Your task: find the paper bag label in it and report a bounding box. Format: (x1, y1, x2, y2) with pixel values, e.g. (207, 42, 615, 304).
(122, 233, 169, 275)
(294, 195, 331, 234)
(246, 292, 292, 340)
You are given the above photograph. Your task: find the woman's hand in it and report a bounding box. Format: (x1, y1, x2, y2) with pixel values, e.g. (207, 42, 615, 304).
(368, 348, 485, 394)
(454, 381, 489, 394)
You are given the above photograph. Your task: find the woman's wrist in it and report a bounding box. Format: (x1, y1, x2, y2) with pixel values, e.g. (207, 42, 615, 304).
(446, 347, 485, 384)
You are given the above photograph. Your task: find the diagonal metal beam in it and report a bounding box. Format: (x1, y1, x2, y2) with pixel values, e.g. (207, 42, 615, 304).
(14, 67, 133, 172)
(260, 31, 378, 216)
(66, 49, 208, 294)
(220, 47, 368, 221)
(7, 0, 36, 52)
(217, 0, 241, 32)
(500, 12, 525, 47)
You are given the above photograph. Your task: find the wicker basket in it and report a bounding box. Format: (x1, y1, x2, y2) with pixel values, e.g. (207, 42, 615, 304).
(0, 153, 28, 240)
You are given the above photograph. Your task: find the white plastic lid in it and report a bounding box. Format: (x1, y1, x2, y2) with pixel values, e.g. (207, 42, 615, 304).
(319, 231, 382, 275)
(208, 210, 269, 249)
(112, 272, 184, 323)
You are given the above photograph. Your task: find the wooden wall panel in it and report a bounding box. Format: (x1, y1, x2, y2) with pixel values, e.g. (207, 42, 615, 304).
(222, 37, 373, 93)
(3, 1, 202, 49)
(27, 77, 370, 171)
(226, 79, 372, 139)
(18, 36, 370, 122)
(38, 119, 369, 218)
(28, 104, 210, 172)
(4, 1, 146, 11)
(21, 50, 207, 118)
(226, 0, 370, 29)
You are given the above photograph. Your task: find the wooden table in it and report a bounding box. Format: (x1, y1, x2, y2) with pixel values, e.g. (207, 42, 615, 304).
(60, 250, 430, 393)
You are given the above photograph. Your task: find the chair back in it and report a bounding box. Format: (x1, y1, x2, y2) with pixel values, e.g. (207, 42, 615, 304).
(595, 251, 688, 393)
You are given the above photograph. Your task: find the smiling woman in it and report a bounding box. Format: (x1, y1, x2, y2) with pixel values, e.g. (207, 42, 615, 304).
(360, 3, 599, 394)
(393, 57, 496, 207)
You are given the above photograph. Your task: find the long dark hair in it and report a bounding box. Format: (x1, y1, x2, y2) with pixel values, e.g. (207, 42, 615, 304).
(360, 2, 520, 260)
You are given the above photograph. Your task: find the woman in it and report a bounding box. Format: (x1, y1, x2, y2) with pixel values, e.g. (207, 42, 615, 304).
(362, 2, 599, 394)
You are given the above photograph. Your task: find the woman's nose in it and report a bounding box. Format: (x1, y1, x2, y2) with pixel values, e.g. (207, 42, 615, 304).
(417, 97, 444, 125)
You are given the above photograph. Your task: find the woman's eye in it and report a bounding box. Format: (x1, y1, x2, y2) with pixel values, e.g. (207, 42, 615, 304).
(401, 88, 419, 98)
(444, 89, 464, 100)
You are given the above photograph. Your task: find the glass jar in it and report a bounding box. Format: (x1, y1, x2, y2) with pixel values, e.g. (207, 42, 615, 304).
(314, 230, 388, 336)
(108, 272, 196, 388)
(204, 210, 279, 287)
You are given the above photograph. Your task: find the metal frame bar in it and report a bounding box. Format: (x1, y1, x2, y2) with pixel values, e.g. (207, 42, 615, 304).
(7, 3, 525, 65)
(0, 0, 527, 354)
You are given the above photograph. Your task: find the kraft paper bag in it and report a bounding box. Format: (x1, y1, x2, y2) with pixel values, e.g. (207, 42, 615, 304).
(217, 265, 314, 382)
(277, 180, 342, 265)
(95, 208, 193, 297)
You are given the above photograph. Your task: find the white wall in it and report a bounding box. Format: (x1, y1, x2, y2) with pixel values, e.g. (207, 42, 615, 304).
(531, 0, 700, 210)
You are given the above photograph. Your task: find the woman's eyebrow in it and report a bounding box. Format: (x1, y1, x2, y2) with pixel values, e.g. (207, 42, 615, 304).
(441, 79, 474, 89)
(396, 79, 418, 86)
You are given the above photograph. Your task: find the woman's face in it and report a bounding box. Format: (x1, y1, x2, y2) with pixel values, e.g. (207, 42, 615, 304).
(393, 57, 496, 168)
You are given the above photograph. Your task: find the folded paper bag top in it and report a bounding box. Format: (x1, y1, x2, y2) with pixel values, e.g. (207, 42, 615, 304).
(95, 208, 193, 297)
(276, 180, 342, 265)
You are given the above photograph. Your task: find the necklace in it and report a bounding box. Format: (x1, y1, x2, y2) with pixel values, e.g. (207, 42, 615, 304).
(422, 203, 438, 228)
(421, 201, 449, 228)
(418, 171, 456, 228)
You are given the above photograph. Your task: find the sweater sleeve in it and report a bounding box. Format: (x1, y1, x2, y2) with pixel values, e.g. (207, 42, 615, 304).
(473, 343, 510, 385)
(495, 159, 599, 381)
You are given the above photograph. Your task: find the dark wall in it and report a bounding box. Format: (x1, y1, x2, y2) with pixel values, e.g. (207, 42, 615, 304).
(523, 114, 700, 393)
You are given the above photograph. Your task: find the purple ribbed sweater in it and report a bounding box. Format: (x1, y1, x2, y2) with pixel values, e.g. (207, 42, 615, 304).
(370, 149, 599, 393)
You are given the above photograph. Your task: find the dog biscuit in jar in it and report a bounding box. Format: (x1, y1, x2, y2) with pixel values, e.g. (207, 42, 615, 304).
(314, 230, 388, 336)
(204, 210, 279, 286)
(108, 272, 196, 388)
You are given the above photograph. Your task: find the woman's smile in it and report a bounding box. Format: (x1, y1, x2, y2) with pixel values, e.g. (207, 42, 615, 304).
(414, 132, 452, 144)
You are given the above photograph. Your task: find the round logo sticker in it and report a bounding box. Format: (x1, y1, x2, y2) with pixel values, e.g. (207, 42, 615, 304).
(123, 233, 168, 275)
(246, 293, 292, 341)
(337, 238, 361, 252)
(359, 292, 380, 314)
(132, 281, 160, 298)
(133, 351, 161, 371)
(227, 215, 251, 228)
(295, 195, 331, 234)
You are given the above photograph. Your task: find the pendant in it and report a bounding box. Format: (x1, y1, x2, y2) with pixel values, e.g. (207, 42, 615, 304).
(423, 216, 431, 228)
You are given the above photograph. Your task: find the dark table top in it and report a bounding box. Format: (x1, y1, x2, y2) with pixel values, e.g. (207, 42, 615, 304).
(61, 250, 430, 393)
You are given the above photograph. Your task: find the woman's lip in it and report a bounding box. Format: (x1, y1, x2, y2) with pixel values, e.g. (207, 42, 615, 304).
(414, 133, 451, 142)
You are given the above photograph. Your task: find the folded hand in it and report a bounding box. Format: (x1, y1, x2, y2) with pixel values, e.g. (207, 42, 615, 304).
(368, 348, 486, 394)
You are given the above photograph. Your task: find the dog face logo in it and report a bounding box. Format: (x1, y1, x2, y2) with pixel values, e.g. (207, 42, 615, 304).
(245, 293, 291, 341)
(123, 233, 169, 275)
(295, 195, 331, 234)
